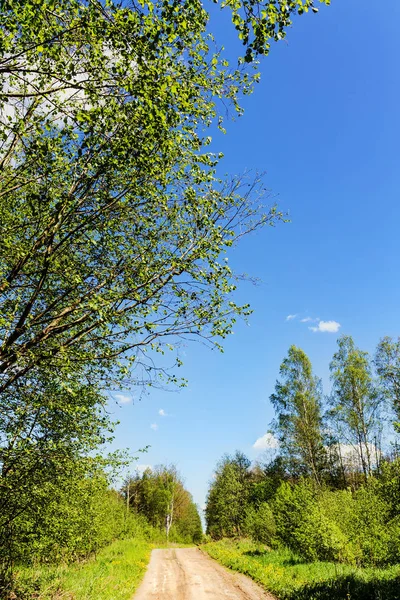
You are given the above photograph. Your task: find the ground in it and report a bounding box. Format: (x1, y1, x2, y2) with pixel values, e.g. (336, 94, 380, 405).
(133, 547, 275, 599)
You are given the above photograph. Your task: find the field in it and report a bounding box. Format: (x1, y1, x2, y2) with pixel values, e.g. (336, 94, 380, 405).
(202, 539, 400, 600)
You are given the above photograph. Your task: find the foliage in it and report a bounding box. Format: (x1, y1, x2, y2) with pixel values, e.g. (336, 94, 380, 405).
(0, 0, 301, 400)
(0, 369, 115, 574)
(329, 335, 383, 480)
(375, 336, 400, 431)
(124, 465, 203, 544)
(205, 451, 400, 568)
(244, 502, 277, 546)
(219, 0, 331, 63)
(205, 451, 252, 538)
(273, 480, 351, 563)
(11, 467, 126, 565)
(270, 346, 327, 484)
(205, 335, 400, 574)
(202, 538, 400, 600)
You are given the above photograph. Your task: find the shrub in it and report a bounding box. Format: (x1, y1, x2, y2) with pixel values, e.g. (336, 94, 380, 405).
(244, 503, 277, 547)
(273, 481, 352, 563)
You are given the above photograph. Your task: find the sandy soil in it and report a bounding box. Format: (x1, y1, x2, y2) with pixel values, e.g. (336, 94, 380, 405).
(133, 547, 276, 600)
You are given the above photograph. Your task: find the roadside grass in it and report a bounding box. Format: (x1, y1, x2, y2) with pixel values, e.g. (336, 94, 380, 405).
(202, 538, 400, 600)
(14, 538, 155, 600)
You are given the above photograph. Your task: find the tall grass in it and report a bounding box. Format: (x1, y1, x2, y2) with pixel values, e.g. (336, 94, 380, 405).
(13, 538, 152, 600)
(202, 539, 400, 600)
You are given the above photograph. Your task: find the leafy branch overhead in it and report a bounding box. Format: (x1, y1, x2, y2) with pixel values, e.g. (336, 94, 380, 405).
(217, 0, 331, 62)
(0, 0, 327, 394)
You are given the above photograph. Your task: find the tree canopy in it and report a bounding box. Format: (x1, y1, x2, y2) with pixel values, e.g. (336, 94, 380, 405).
(0, 0, 330, 395)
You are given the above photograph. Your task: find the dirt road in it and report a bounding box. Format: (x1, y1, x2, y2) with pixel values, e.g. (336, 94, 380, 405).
(133, 547, 275, 600)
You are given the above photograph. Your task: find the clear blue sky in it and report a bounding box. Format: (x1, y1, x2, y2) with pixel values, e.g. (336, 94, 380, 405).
(109, 0, 400, 513)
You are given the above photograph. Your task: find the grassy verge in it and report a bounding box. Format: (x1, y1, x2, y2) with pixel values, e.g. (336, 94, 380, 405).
(14, 538, 154, 600)
(202, 539, 400, 600)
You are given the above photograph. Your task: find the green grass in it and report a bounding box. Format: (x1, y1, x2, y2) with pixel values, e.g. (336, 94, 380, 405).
(14, 538, 154, 599)
(202, 539, 400, 600)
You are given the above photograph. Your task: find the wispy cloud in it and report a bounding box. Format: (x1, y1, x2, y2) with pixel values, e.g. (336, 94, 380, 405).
(150, 423, 158, 431)
(135, 464, 152, 475)
(286, 314, 297, 321)
(114, 393, 132, 405)
(253, 432, 279, 450)
(300, 317, 314, 323)
(158, 409, 167, 417)
(309, 320, 341, 333)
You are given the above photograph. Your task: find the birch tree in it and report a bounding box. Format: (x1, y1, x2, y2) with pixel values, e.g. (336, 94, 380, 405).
(270, 346, 326, 485)
(329, 336, 383, 481)
(375, 336, 400, 432)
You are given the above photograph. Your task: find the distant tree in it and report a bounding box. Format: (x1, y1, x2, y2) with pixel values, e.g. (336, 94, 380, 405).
(124, 465, 201, 543)
(329, 335, 383, 481)
(205, 451, 252, 538)
(270, 346, 327, 485)
(175, 500, 203, 544)
(375, 336, 400, 432)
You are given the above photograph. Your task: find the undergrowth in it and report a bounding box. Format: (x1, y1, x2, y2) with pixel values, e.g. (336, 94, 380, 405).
(202, 538, 400, 600)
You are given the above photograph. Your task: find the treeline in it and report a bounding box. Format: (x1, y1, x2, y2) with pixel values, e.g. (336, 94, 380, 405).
(124, 465, 203, 544)
(9, 461, 201, 566)
(5, 459, 201, 594)
(206, 335, 400, 567)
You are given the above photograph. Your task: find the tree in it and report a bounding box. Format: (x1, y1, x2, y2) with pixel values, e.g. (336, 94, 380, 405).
(375, 336, 400, 432)
(205, 451, 251, 538)
(0, 367, 117, 582)
(270, 346, 327, 485)
(0, 0, 330, 396)
(329, 335, 383, 481)
(124, 465, 201, 543)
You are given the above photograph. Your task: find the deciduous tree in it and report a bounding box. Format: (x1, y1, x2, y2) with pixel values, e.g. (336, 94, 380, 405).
(270, 346, 326, 485)
(205, 451, 251, 538)
(375, 336, 400, 432)
(329, 336, 383, 481)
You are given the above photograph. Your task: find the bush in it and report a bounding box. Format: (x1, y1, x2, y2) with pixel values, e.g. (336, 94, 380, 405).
(13, 474, 127, 564)
(273, 481, 352, 563)
(244, 503, 277, 547)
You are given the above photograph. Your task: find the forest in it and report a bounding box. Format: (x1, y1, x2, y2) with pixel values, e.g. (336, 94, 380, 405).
(204, 335, 400, 598)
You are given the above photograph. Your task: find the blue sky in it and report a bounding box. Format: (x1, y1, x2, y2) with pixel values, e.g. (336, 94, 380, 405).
(109, 0, 400, 513)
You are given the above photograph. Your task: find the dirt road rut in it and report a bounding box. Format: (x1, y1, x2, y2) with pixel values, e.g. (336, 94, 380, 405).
(133, 547, 275, 599)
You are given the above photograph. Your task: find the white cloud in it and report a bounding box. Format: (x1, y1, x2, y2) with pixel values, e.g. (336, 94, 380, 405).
(309, 320, 341, 333)
(328, 443, 381, 470)
(253, 432, 279, 450)
(286, 314, 297, 321)
(158, 409, 167, 417)
(300, 317, 314, 323)
(135, 464, 152, 475)
(114, 393, 132, 404)
(150, 423, 158, 431)
(201, 504, 207, 512)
